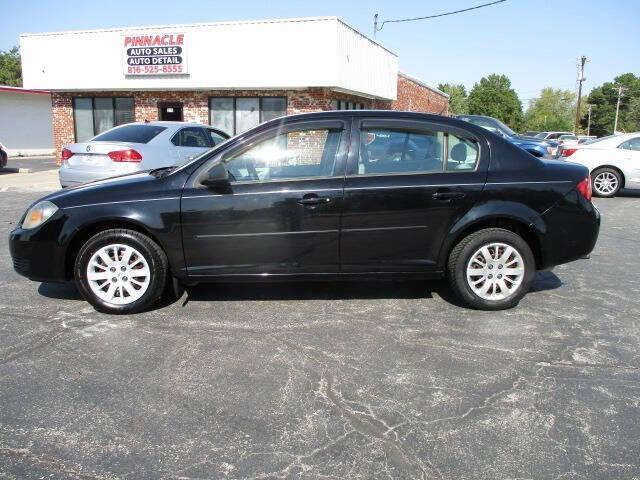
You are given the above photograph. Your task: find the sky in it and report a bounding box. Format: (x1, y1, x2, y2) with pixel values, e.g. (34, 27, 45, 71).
(2, 0, 639, 106)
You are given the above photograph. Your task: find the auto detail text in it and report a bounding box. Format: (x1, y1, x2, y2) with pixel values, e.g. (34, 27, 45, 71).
(122, 33, 188, 75)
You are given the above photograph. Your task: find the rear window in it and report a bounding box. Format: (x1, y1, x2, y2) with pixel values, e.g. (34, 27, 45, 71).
(92, 124, 167, 144)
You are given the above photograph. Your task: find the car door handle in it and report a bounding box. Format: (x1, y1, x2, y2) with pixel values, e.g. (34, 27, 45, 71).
(432, 191, 466, 200)
(297, 196, 332, 206)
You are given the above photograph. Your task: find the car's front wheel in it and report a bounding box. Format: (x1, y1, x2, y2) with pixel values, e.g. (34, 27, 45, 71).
(591, 167, 622, 197)
(448, 228, 535, 310)
(74, 229, 167, 314)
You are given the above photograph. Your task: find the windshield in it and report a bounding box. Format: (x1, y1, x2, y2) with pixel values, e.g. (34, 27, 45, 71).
(492, 118, 516, 136)
(93, 124, 167, 144)
(535, 132, 548, 139)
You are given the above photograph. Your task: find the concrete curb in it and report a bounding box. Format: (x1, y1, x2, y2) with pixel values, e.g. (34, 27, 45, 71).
(0, 167, 33, 174)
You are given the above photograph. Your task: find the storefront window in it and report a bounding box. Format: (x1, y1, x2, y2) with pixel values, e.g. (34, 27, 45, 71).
(73, 98, 94, 144)
(209, 98, 234, 136)
(236, 98, 260, 134)
(261, 97, 287, 122)
(93, 98, 114, 135)
(72, 97, 134, 142)
(332, 99, 365, 110)
(209, 97, 287, 136)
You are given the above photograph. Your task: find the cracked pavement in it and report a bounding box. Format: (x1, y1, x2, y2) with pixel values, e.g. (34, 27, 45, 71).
(1, 190, 639, 479)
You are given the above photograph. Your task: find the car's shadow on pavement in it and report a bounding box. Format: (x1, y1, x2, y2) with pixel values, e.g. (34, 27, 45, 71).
(617, 189, 640, 198)
(37, 271, 563, 312)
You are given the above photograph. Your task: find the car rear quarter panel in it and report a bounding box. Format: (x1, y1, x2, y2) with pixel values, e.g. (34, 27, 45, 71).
(439, 138, 592, 270)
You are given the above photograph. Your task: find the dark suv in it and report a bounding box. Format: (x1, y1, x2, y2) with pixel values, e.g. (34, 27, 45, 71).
(10, 111, 600, 314)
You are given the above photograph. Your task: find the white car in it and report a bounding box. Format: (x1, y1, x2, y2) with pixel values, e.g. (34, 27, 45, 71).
(59, 122, 229, 187)
(558, 132, 640, 197)
(535, 131, 574, 141)
(557, 134, 580, 146)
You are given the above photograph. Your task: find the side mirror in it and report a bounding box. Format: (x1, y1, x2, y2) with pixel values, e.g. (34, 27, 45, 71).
(201, 162, 230, 190)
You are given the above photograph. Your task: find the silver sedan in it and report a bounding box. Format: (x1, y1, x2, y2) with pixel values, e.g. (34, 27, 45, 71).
(59, 122, 229, 187)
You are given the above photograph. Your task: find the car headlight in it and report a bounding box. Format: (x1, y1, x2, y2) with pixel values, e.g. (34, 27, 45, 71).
(22, 201, 59, 229)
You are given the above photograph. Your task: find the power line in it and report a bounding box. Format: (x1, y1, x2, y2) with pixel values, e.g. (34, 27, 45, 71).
(374, 0, 507, 37)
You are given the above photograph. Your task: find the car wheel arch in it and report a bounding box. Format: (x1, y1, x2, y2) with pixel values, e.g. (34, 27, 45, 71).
(590, 165, 625, 188)
(64, 218, 168, 281)
(441, 214, 545, 271)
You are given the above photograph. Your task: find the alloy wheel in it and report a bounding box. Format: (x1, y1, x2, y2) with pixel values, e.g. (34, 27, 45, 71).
(86, 243, 151, 305)
(593, 171, 619, 196)
(466, 242, 525, 301)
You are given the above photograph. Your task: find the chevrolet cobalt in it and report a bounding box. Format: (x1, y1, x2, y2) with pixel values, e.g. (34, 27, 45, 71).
(10, 111, 600, 314)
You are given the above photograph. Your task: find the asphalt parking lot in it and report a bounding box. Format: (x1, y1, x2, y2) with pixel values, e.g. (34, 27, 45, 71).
(1, 156, 58, 174)
(1, 184, 639, 479)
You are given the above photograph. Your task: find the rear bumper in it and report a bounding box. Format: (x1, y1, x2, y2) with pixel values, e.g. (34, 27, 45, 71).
(539, 191, 600, 269)
(59, 165, 106, 187)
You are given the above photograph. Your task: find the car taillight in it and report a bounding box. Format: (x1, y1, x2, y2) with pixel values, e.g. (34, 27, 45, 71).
(560, 148, 577, 157)
(108, 149, 142, 163)
(61, 148, 74, 161)
(576, 175, 592, 202)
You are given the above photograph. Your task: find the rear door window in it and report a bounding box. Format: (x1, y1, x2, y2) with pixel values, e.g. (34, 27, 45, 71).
(172, 127, 211, 147)
(619, 137, 640, 151)
(358, 129, 444, 174)
(92, 124, 167, 144)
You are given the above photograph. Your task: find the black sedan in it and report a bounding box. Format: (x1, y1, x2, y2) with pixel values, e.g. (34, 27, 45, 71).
(10, 111, 600, 314)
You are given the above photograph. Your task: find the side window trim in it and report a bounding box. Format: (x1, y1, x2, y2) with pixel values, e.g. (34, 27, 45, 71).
(348, 118, 481, 177)
(170, 128, 183, 147)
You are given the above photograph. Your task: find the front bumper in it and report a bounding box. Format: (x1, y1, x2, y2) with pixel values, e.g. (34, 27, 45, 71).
(9, 224, 69, 283)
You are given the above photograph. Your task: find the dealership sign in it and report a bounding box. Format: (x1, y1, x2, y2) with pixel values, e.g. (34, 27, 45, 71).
(123, 33, 187, 76)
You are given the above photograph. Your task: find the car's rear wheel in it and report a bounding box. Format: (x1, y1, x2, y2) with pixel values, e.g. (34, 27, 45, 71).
(448, 228, 535, 310)
(74, 229, 167, 314)
(591, 167, 622, 197)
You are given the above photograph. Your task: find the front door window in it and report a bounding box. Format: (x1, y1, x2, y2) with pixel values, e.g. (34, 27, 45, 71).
(225, 128, 342, 182)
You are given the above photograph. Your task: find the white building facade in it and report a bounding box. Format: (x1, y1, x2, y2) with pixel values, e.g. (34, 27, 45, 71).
(20, 17, 448, 159)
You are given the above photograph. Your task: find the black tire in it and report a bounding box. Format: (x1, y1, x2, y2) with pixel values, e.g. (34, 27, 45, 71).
(447, 228, 536, 310)
(591, 167, 622, 198)
(74, 229, 168, 314)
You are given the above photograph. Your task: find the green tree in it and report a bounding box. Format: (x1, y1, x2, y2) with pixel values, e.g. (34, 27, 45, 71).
(0, 46, 22, 87)
(467, 74, 523, 130)
(437, 83, 468, 115)
(524, 88, 576, 132)
(583, 73, 640, 136)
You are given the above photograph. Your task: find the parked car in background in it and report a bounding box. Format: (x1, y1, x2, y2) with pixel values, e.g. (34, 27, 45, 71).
(521, 131, 540, 138)
(0, 142, 7, 169)
(59, 122, 230, 187)
(557, 132, 640, 197)
(578, 135, 597, 144)
(535, 131, 574, 141)
(457, 115, 556, 157)
(11, 111, 600, 314)
(557, 134, 580, 146)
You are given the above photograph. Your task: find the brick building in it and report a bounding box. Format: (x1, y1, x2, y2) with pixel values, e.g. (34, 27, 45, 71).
(20, 17, 449, 160)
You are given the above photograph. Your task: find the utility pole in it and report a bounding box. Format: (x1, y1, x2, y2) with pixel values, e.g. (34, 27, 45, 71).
(586, 104, 593, 136)
(613, 85, 627, 134)
(574, 56, 587, 133)
(373, 14, 378, 38)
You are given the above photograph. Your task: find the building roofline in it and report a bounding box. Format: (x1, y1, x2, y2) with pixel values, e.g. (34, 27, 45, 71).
(19, 16, 396, 56)
(398, 72, 449, 99)
(0, 85, 50, 95)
